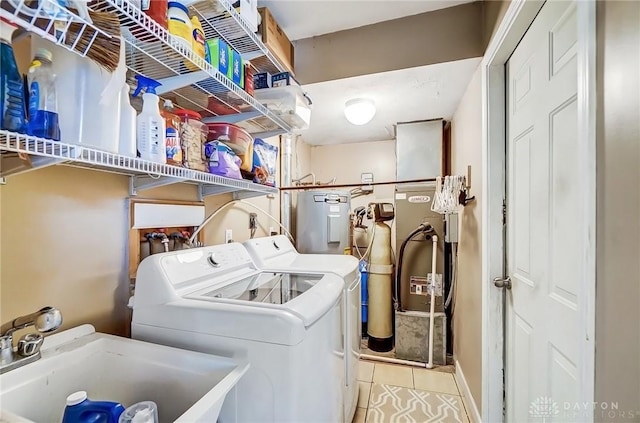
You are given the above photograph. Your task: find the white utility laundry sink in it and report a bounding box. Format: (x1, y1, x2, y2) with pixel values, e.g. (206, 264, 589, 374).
(0, 325, 248, 423)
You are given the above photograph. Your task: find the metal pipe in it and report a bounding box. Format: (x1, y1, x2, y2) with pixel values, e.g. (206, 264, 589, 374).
(279, 177, 437, 191)
(292, 172, 316, 185)
(360, 353, 427, 368)
(281, 134, 293, 235)
(427, 235, 438, 369)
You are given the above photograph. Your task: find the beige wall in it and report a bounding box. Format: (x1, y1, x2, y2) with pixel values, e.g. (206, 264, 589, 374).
(293, 2, 484, 85)
(595, 0, 640, 417)
(307, 140, 396, 250)
(0, 137, 280, 339)
(450, 65, 483, 413)
(482, 0, 512, 49)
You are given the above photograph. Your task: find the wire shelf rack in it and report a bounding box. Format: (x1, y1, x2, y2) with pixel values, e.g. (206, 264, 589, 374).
(0, 130, 278, 199)
(0, 0, 113, 58)
(93, 0, 291, 136)
(190, 0, 289, 75)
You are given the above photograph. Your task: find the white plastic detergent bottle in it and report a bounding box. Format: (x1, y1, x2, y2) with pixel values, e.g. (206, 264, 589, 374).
(133, 75, 165, 164)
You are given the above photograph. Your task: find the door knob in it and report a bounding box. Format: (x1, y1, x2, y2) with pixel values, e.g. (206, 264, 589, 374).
(493, 276, 512, 289)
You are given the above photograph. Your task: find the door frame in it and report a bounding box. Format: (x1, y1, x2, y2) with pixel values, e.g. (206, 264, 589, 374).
(481, 0, 597, 421)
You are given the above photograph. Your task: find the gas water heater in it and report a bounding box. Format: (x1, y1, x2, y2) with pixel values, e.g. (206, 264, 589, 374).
(296, 190, 351, 254)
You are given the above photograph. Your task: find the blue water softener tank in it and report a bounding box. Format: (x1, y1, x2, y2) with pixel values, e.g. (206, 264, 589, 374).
(62, 391, 125, 423)
(360, 259, 368, 338)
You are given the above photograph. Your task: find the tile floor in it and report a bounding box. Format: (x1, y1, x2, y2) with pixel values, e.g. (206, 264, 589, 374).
(353, 360, 470, 423)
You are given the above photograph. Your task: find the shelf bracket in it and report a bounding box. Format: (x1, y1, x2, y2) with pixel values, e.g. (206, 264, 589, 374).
(198, 184, 241, 201)
(233, 190, 274, 200)
(201, 111, 263, 125)
(250, 130, 286, 139)
(0, 154, 68, 178)
(156, 72, 210, 95)
(129, 175, 186, 196)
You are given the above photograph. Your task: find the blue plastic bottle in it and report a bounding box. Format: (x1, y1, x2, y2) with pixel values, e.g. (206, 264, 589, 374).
(62, 391, 126, 423)
(27, 48, 60, 140)
(0, 18, 27, 133)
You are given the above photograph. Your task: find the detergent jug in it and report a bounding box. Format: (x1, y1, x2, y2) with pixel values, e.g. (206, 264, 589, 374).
(61, 391, 125, 423)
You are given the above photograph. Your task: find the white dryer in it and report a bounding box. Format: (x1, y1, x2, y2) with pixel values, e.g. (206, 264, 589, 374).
(243, 235, 361, 422)
(132, 243, 346, 423)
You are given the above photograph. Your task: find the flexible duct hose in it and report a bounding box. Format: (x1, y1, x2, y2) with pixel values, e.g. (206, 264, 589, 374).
(395, 223, 432, 312)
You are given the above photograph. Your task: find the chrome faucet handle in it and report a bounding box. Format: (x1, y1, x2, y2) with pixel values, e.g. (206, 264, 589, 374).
(17, 333, 44, 357)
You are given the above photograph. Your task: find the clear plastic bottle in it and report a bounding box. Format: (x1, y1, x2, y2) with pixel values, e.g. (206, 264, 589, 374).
(27, 48, 60, 140)
(0, 18, 27, 133)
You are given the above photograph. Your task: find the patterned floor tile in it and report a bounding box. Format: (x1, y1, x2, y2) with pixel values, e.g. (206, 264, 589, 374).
(366, 383, 468, 423)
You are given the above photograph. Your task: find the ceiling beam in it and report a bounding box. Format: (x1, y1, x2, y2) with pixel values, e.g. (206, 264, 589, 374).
(293, 2, 484, 85)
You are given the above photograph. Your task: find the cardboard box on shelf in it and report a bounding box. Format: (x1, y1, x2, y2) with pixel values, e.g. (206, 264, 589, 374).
(244, 64, 255, 96)
(258, 7, 295, 74)
(271, 72, 298, 88)
(205, 38, 230, 76)
(227, 49, 244, 89)
(254, 72, 272, 89)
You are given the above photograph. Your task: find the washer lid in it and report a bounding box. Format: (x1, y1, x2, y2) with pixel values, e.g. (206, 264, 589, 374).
(186, 271, 343, 327)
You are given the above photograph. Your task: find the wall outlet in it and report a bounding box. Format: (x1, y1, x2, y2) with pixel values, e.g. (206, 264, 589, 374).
(225, 229, 233, 243)
(269, 226, 277, 236)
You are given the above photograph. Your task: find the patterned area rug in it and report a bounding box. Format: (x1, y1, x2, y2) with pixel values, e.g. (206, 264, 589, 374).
(366, 383, 468, 423)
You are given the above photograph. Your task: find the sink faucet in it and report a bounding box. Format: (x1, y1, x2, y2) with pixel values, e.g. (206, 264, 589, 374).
(0, 307, 63, 374)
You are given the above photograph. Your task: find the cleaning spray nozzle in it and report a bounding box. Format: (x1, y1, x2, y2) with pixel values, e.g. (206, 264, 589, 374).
(133, 75, 162, 97)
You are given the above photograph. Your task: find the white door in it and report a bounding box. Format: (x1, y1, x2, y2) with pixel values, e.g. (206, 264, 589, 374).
(505, 1, 584, 421)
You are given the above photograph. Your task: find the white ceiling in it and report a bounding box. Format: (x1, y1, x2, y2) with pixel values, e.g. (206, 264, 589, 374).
(257, 0, 474, 40)
(299, 57, 481, 145)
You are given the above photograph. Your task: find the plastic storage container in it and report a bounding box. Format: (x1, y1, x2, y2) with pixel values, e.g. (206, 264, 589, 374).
(61, 391, 125, 423)
(175, 109, 206, 171)
(253, 85, 311, 130)
(0, 18, 27, 133)
(206, 122, 253, 173)
(27, 48, 60, 140)
(31, 37, 122, 151)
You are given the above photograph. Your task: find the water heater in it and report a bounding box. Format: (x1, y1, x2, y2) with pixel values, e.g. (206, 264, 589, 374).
(296, 190, 351, 254)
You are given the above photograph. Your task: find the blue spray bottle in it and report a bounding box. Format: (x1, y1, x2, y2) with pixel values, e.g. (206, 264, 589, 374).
(133, 75, 165, 164)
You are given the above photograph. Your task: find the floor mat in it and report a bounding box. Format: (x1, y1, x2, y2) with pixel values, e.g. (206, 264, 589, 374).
(366, 383, 468, 423)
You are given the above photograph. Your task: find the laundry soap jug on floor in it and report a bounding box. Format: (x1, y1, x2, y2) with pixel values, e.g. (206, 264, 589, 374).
(62, 391, 125, 423)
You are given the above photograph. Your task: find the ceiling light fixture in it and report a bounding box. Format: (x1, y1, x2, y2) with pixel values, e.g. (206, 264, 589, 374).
(344, 98, 376, 125)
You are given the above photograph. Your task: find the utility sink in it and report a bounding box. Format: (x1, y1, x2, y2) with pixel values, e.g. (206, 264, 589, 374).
(0, 325, 248, 422)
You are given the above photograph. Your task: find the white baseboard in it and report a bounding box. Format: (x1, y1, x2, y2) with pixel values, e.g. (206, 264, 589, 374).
(455, 360, 482, 423)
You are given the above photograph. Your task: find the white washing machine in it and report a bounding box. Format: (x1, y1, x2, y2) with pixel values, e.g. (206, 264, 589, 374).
(243, 235, 361, 422)
(132, 243, 346, 423)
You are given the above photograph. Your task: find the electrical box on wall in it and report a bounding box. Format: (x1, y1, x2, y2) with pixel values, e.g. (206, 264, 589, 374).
(445, 213, 459, 243)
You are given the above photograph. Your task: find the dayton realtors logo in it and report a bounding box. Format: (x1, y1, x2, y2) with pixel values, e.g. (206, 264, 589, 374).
(529, 397, 560, 421)
(530, 398, 639, 421)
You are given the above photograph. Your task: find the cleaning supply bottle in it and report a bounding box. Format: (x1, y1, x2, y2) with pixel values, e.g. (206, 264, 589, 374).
(61, 391, 125, 423)
(160, 100, 182, 165)
(186, 15, 205, 71)
(27, 48, 60, 140)
(119, 84, 137, 158)
(133, 75, 165, 164)
(0, 18, 27, 133)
